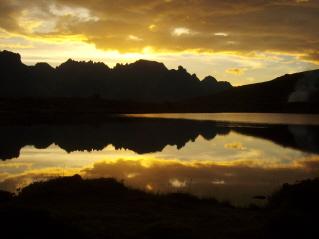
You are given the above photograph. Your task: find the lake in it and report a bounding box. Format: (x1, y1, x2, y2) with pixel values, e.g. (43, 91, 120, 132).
(1, 113, 319, 205)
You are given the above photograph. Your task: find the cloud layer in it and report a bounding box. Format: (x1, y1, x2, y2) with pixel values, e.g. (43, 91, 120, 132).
(0, 0, 318, 85)
(0, 0, 318, 61)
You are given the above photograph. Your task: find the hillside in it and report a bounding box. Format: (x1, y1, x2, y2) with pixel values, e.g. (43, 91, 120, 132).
(186, 70, 319, 113)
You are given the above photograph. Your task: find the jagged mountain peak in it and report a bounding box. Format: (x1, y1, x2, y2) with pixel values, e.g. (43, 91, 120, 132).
(0, 50, 22, 65)
(0, 50, 232, 102)
(202, 76, 218, 83)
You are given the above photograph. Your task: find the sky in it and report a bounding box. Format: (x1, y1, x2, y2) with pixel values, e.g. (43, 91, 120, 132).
(0, 0, 319, 85)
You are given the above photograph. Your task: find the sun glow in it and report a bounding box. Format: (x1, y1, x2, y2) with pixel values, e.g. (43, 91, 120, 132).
(0, 0, 318, 85)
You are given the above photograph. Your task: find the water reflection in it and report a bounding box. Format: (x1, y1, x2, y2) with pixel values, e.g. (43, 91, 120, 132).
(0, 114, 319, 205)
(1, 117, 319, 160)
(0, 118, 229, 160)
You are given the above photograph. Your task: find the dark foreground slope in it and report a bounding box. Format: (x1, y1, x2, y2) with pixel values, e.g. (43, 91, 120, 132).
(1, 175, 319, 239)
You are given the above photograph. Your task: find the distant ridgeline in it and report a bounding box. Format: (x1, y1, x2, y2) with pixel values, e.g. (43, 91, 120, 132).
(0, 50, 231, 102)
(0, 50, 318, 113)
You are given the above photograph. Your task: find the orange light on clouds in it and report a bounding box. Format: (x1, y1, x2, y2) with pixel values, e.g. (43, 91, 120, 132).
(0, 0, 318, 85)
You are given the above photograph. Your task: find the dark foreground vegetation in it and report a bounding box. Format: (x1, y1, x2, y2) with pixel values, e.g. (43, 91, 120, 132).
(1, 175, 319, 239)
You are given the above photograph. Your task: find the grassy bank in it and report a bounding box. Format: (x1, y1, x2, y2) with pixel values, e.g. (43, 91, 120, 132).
(1, 175, 318, 239)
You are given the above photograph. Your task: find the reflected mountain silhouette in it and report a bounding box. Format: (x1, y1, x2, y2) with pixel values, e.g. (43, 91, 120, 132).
(0, 117, 229, 160)
(232, 124, 319, 154)
(0, 117, 318, 160)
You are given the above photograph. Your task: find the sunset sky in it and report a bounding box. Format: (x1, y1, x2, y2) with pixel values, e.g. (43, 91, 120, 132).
(1, 0, 319, 85)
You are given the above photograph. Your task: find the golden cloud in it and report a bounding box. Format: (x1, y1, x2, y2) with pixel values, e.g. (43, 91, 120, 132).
(0, 0, 319, 63)
(225, 68, 247, 75)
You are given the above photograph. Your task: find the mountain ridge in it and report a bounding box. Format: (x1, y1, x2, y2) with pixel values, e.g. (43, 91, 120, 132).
(0, 50, 231, 102)
(191, 69, 319, 110)
(0, 50, 318, 113)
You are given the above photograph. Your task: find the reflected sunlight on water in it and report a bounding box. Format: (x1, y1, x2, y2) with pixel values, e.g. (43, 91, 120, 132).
(0, 113, 319, 205)
(128, 113, 319, 125)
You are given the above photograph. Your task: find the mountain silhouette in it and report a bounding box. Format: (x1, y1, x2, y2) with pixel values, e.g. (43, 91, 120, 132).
(190, 70, 319, 112)
(1, 50, 318, 113)
(0, 50, 231, 102)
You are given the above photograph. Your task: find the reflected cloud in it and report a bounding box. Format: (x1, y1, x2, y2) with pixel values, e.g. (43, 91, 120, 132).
(78, 156, 319, 204)
(224, 142, 247, 151)
(1, 115, 319, 205)
(1, 156, 319, 205)
(211, 179, 225, 185)
(169, 178, 187, 188)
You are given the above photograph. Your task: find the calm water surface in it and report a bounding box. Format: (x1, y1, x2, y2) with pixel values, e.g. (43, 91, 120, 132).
(1, 113, 319, 205)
